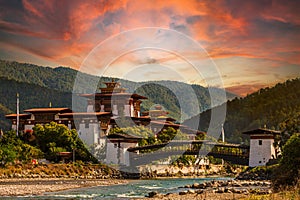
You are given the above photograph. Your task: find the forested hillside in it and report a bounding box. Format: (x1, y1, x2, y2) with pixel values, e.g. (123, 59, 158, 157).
(184, 78, 300, 144)
(0, 60, 236, 130)
(0, 77, 73, 130)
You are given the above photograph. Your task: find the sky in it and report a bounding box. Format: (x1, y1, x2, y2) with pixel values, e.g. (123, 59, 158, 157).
(0, 0, 299, 96)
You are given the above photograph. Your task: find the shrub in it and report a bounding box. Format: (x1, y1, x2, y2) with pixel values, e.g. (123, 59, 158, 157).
(272, 133, 300, 189)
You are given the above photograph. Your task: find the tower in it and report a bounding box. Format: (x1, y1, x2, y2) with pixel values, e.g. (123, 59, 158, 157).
(81, 79, 147, 118)
(243, 128, 280, 167)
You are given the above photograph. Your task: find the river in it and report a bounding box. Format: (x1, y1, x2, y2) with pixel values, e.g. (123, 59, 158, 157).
(15, 177, 231, 199)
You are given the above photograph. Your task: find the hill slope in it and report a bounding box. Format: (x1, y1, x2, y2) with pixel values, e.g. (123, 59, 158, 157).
(184, 78, 300, 144)
(0, 60, 236, 129)
(0, 77, 73, 130)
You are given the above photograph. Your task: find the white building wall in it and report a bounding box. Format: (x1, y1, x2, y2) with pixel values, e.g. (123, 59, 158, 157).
(12, 124, 17, 131)
(106, 141, 118, 164)
(249, 137, 276, 167)
(112, 105, 118, 115)
(54, 114, 59, 120)
(78, 121, 100, 147)
(130, 104, 134, 117)
(124, 105, 130, 116)
(87, 105, 94, 112)
(99, 137, 106, 148)
(105, 141, 138, 166)
(24, 124, 34, 131)
(100, 105, 105, 112)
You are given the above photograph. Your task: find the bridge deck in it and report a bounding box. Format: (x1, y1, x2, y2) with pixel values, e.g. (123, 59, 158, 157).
(127, 140, 249, 166)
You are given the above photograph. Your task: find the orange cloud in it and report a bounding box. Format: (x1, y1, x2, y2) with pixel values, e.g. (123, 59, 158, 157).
(226, 84, 268, 97)
(0, 0, 299, 97)
(1, 0, 299, 64)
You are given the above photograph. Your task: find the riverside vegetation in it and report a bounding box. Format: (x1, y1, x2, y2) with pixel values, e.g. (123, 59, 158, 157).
(141, 133, 300, 200)
(0, 128, 299, 199)
(0, 60, 300, 198)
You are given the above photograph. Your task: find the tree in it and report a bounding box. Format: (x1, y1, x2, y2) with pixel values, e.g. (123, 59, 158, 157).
(33, 122, 97, 162)
(0, 144, 17, 166)
(0, 130, 42, 165)
(18, 143, 43, 162)
(109, 126, 156, 146)
(280, 133, 300, 175)
(273, 133, 300, 189)
(278, 112, 300, 148)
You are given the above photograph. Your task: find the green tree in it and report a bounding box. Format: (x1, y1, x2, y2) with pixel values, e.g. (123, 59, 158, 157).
(280, 133, 300, 175)
(273, 133, 300, 189)
(0, 144, 17, 166)
(18, 143, 43, 162)
(33, 122, 97, 162)
(157, 127, 188, 143)
(109, 126, 156, 146)
(278, 112, 300, 148)
(0, 130, 42, 165)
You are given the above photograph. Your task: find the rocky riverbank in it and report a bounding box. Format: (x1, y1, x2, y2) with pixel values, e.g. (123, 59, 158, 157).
(141, 179, 272, 200)
(0, 163, 130, 196)
(139, 166, 276, 200)
(0, 178, 128, 196)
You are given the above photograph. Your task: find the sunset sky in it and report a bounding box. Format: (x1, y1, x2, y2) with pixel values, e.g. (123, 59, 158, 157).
(0, 0, 299, 96)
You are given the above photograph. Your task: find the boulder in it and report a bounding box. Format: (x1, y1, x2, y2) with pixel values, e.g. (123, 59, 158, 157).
(242, 189, 249, 194)
(215, 187, 225, 193)
(205, 182, 212, 187)
(192, 183, 200, 188)
(179, 191, 188, 195)
(188, 189, 195, 194)
(147, 191, 159, 198)
(196, 189, 204, 194)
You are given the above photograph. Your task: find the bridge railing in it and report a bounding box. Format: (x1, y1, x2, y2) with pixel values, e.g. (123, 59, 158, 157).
(128, 140, 249, 159)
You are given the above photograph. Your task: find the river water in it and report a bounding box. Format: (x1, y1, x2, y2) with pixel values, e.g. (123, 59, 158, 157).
(15, 177, 231, 199)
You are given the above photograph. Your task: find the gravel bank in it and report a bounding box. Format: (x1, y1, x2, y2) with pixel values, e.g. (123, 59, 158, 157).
(0, 178, 127, 196)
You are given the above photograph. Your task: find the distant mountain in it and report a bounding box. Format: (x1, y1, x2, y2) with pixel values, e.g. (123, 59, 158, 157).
(184, 78, 300, 144)
(0, 60, 237, 130)
(0, 102, 12, 129)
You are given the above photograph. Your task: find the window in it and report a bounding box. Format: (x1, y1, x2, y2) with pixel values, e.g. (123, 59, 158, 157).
(85, 122, 89, 128)
(259, 161, 262, 163)
(259, 140, 262, 145)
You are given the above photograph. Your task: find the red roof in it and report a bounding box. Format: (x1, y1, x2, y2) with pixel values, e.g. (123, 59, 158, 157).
(59, 112, 111, 118)
(150, 120, 187, 128)
(5, 113, 31, 119)
(24, 108, 72, 113)
(243, 128, 281, 135)
(107, 133, 142, 141)
(80, 93, 147, 99)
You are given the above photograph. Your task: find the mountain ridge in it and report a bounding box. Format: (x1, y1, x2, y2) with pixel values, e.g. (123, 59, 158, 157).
(0, 60, 236, 130)
(184, 77, 300, 143)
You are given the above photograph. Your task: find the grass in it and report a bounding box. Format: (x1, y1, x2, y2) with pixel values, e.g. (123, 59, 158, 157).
(0, 163, 117, 178)
(248, 165, 278, 174)
(243, 184, 300, 200)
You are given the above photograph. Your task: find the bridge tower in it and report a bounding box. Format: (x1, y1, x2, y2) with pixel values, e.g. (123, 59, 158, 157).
(106, 133, 141, 166)
(243, 128, 280, 167)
